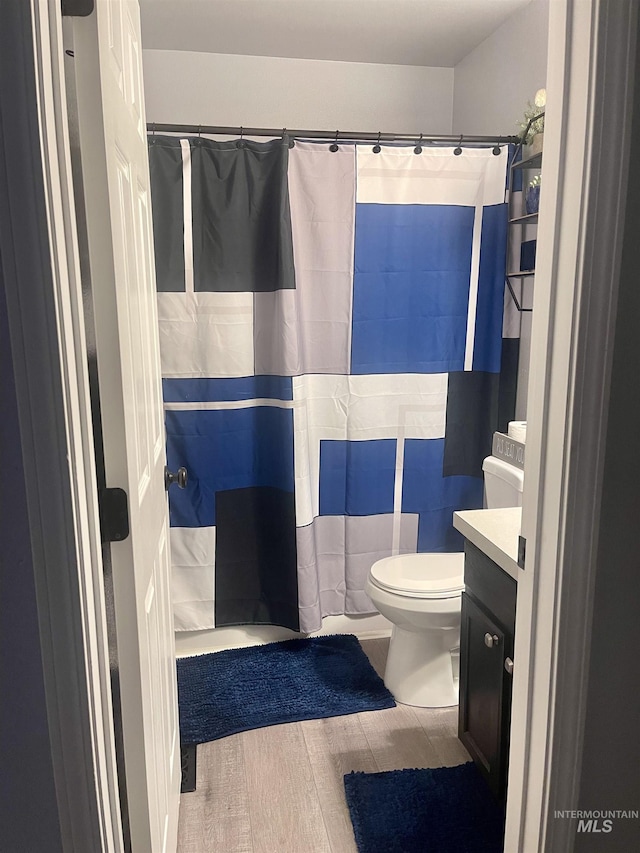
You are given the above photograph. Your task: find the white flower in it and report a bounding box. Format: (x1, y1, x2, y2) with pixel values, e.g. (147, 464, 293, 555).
(534, 88, 547, 108)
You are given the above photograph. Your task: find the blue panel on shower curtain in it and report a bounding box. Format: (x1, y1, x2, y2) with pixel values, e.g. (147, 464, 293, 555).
(472, 204, 508, 373)
(401, 438, 484, 552)
(319, 439, 397, 516)
(162, 375, 293, 403)
(351, 204, 474, 374)
(165, 406, 294, 527)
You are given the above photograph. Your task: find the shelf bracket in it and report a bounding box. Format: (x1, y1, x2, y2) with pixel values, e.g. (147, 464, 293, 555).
(505, 276, 533, 313)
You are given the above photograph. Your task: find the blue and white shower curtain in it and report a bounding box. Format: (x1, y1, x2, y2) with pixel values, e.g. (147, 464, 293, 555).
(148, 137, 515, 633)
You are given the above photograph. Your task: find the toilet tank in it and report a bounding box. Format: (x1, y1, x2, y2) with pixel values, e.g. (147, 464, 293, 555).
(482, 455, 524, 508)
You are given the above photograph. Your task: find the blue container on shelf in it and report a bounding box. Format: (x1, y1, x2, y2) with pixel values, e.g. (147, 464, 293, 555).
(525, 185, 541, 214)
(520, 240, 537, 272)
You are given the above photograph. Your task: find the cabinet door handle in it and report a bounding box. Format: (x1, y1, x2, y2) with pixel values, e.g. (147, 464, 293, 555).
(484, 633, 500, 648)
(504, 657, 514, 675)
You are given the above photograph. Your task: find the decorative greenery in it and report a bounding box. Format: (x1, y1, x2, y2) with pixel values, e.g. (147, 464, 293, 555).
(518, 89, 546, 144)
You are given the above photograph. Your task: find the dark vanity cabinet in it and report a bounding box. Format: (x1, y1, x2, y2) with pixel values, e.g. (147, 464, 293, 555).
(458, 541, 517, 801)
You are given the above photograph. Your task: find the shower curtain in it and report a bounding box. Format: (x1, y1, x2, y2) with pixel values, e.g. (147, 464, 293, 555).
(148, 136, 514, 633)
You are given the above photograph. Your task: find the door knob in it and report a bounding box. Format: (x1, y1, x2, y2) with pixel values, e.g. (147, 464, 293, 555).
(484, 632, 500, 648)
(165, 466, 188, 491)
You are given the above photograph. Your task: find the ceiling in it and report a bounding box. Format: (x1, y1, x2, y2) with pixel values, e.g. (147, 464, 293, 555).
(139, 0, 532, 68)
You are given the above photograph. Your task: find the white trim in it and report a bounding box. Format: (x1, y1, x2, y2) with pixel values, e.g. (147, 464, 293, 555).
(463, 194, 483, 370)
(30, 1, 123, 850)
(180, 138, 194, 294)
(346, 144, 357, 373)
(506, 0, 594, 846)
(505, 1, 637, 850)
(164, 397, 295, 411)
(391, 435, 406, 555)
(541, 2, 637, 847)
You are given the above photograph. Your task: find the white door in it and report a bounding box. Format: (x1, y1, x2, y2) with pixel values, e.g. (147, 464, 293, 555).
(71, 2, 180, 851)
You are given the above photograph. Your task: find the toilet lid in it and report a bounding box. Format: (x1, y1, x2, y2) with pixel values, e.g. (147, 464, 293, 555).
(370, 553, 465, 598)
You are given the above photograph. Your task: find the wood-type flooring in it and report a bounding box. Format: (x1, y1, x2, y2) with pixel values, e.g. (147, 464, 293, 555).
(177, 637, 470, 853)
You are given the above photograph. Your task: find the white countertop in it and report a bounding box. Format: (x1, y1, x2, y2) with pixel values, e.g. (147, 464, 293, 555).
(453, 507, 522, 581)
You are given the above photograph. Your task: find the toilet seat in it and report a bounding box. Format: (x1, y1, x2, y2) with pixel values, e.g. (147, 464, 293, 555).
(369, 553, 465, 599)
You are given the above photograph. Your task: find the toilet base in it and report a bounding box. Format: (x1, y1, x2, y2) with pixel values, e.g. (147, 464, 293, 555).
(384, 624, 459, 708)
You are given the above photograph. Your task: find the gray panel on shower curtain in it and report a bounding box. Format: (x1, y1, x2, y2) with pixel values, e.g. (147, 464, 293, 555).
(254, 142, 356, 375)
(295, 512, 419, 634)
(148, 136, 185, 292)
(190, 138, 295, 293)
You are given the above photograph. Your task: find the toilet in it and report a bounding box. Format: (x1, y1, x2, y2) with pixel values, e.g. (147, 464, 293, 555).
(365, 454, 524, 707)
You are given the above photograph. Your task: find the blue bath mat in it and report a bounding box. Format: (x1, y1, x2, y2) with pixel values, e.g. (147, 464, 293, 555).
(177, 634, 395, 744)
(344, 762, 505, 853)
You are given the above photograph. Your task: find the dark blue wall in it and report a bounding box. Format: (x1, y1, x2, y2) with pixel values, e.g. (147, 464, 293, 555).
(0, 276, 63, 851)
(0, 4, 64, 849)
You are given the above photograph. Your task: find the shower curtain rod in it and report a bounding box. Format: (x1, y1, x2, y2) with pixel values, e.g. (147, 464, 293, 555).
(147, 123, 522, 146)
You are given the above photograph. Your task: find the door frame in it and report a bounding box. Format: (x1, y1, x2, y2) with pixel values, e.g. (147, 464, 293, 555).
(1, 0, 123, 850)
(13, 0, 637, 850)
(506, 0, 638, 849)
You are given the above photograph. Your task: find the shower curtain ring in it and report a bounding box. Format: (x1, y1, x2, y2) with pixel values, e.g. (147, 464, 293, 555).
(197, 125, 201, 137)
(493, 139, 502, 155)
(373, 132, 382, 154)
(238, 126, 245, 149)
(282, 128, 294, 148)
(414, 133, 423, 155)
(330, 130, 339, 152)
(454, 135, 463, 156)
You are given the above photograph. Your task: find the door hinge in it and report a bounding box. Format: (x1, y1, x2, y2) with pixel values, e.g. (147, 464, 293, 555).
(518, 535, 527, 569)
(100, 488, 130, 543)
(61, 0, 94, 16)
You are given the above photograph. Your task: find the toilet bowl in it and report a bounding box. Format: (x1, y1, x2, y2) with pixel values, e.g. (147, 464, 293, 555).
(365, 553, 464, 707)
(367, 454, 524, 708)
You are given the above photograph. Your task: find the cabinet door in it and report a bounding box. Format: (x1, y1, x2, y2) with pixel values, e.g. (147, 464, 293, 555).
(458, 592, 513, 799)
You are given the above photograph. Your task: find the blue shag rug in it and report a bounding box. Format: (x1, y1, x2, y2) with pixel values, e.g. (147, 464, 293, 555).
(177, 634, 395, 744)
(344, 762, 505, 853)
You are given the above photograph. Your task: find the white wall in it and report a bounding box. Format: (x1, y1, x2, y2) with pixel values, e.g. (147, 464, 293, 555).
(453, 0, 550, 137)
(453, 0, 550, 420)
(142, 49, 454, 133)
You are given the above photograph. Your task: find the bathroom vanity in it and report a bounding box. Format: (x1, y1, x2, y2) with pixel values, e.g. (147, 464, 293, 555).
(452, 508, 521, 801)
